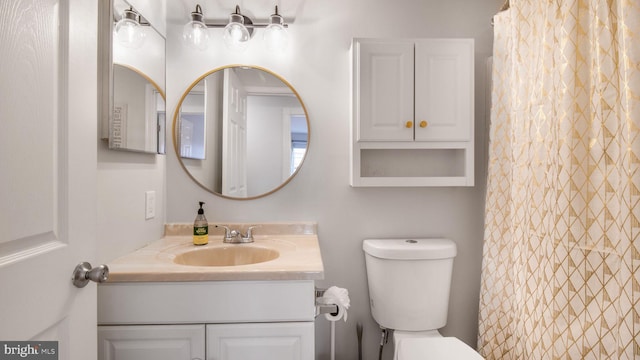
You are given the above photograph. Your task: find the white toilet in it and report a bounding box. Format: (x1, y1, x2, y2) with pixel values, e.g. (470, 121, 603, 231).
(363, 238, 484, 360)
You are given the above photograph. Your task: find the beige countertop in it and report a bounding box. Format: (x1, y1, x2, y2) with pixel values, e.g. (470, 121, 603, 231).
(105, 223, 324, 282)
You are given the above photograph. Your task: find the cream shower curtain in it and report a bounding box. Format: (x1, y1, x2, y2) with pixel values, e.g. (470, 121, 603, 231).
(478, 0, 640, 359)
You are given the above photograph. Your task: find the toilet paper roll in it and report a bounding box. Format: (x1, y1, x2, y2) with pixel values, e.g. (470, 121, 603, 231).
(325, 303, 348, 322)
(320, 286, 350, 322)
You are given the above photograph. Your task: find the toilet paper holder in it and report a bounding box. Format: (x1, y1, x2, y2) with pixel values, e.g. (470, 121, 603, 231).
(315, 287, 339, 317)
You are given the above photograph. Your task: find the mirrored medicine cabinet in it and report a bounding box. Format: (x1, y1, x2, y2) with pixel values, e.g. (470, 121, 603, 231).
(100, 0, 166, 154)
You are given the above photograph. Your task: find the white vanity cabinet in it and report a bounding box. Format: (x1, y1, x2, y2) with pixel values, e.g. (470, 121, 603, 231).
(351, 38, 475, 187)
(97, 280, 316, 360)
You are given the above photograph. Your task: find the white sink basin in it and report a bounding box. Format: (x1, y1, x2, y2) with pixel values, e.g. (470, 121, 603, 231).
(173, 246, 280, 267)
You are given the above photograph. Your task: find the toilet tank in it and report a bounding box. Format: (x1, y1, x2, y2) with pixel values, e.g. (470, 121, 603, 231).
(363, 239, 456, 331)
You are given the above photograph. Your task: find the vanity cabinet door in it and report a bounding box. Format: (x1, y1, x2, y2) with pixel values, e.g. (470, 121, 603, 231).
(206, 322, 314, 360)
(98, 325, 205, 360)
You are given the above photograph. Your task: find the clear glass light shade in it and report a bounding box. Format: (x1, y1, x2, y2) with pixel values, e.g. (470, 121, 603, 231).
(115, 17, 145, 48)
(183, 20, 209, 50)
(264, 23, 288, 53)
(223, 21, 250, 52)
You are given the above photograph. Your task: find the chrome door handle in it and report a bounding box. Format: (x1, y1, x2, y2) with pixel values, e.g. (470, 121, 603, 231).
(72, 262, 109, 288)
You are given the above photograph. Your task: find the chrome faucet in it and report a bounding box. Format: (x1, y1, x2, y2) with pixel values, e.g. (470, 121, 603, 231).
(216, 225, 258, 243)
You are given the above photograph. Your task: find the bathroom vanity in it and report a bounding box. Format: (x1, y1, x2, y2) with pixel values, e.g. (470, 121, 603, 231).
(97, 223, 323, 360)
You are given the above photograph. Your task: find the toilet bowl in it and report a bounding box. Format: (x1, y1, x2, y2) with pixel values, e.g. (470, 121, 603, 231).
(396, 336, 484, 360)
(362, 239, 483, 360)
(393, 331, 483, 360)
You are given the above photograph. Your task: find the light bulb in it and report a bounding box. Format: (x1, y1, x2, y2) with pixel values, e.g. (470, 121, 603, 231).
(183, 21, 209, 50)
(183, 5, 209, 51)
(223, 12, 250, 52)
(115, 8, 145, 48)
(264, 8, 288, 53)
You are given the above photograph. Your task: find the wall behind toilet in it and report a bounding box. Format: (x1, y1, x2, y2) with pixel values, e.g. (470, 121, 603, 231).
(165, 0, 501, 358)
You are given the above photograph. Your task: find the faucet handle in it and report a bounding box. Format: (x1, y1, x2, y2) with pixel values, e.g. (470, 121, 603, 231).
(243, 225, 260, 241)
(215, 225, 232, 238)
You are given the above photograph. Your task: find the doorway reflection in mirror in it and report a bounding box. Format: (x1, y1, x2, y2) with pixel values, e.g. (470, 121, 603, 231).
(175, 66, 310, 199)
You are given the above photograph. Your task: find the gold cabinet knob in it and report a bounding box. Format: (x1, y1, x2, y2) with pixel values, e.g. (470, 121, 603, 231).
(405, 121, 413, 128)
(420, 120, 428, 128)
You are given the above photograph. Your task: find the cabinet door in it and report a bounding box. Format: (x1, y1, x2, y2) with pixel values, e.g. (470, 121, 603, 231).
(355, 40, 414, 141)
(98, 325, 205, 360)
(207, 322, 314, 360)
(414, 39, 474, 141)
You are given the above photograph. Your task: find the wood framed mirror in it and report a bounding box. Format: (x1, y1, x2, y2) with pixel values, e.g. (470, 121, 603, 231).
(173, 66, 310, 200)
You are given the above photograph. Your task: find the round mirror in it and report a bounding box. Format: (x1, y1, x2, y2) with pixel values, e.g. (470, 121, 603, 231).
(173, 65, 310, 200)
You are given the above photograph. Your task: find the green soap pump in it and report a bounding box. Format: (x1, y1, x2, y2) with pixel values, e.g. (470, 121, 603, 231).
(193, 201, 208, 245)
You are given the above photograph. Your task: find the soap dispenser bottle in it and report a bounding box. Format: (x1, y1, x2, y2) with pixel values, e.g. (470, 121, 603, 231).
(193, 201, 208, 246)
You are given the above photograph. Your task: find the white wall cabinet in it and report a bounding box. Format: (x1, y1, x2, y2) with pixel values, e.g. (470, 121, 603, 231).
(97, 280, 316, 360)
(351, 38, 475, 187)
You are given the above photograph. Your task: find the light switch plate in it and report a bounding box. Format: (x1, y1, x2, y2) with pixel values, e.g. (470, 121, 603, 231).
(145, 191, 156, 220)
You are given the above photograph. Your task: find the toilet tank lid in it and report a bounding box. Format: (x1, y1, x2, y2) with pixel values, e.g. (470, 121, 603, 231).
(363, 239, 456, 260)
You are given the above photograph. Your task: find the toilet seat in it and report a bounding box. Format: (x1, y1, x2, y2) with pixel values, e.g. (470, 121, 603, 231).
(396, 337, 484, 360)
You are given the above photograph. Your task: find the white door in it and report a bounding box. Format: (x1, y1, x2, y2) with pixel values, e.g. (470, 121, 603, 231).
(222, 68, 248, 197)
(354, 39, 414, 141)
(0, 0, 99, 358)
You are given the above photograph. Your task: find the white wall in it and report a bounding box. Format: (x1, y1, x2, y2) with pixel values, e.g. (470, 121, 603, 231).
(97, 148, 166, 262)
(165, 0, 500, 359)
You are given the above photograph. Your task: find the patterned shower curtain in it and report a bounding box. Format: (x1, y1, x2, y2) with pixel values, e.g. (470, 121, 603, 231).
(478, 1, 640, 359)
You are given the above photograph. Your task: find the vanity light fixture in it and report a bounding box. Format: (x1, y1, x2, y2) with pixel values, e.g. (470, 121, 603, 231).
(223, 5, 251, 52)
(183, 4, 210, 51)
(114, 7, 146, 49)
(183, 4, 290, 53)
(264, 6, 289, 53)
